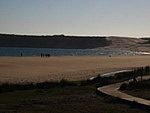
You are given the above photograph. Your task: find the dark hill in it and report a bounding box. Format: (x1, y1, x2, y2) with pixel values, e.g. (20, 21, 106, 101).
(0, 34, 111, 49)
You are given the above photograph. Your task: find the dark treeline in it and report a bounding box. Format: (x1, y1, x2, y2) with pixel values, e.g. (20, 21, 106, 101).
(120, 79, 150, 91)
(81, 66, 150, 87)
(0, 79, 76, 93)
(114, 66, 150, 80)
(0, 34, 111, 49)
(119, 66, 150, 90)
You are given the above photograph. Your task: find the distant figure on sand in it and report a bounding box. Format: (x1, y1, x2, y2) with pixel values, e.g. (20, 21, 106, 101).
(21, 53, 23, 56)
(41, 53, 51, 57)
(47, 54, 50, 57)
(45, 54, 50, 57)
(41, 53, 44, 57)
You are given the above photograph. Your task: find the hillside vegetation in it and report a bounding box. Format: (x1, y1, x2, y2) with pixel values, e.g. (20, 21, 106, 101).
(1, 34, 150, 52)
(0, 34, 111, 49)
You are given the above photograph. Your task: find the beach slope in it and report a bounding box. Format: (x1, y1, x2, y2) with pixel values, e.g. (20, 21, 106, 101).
(0, 56, 150, 83)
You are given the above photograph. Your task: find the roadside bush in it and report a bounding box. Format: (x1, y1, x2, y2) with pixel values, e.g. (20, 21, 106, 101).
(0, 79, 77, 93)
(120, 79, 150, 91)
(119, 83, 127, 90)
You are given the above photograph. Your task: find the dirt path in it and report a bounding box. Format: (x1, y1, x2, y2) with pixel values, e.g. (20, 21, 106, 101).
(97, 75, 150, 106)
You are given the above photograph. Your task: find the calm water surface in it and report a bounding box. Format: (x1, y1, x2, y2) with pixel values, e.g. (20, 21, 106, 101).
(0, 47, 146, 56)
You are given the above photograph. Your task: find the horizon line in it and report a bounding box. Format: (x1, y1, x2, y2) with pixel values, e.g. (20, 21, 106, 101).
(1, 32, 149, 39)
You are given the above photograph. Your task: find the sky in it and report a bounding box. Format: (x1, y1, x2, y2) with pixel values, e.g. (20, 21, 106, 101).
(0, 0, 150, 37)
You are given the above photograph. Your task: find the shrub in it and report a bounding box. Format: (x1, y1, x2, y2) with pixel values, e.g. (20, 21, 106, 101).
(0, 79, 77, 93)
(119, 83, 127, 90)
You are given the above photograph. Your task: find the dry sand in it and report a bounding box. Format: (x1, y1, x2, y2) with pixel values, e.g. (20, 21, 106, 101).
(0, 55, 150, 83)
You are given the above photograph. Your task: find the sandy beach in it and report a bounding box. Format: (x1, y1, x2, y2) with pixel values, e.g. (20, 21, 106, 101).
(0, 55, 150, 83)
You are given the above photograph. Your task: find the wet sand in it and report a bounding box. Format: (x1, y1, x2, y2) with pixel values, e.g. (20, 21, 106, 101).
(0, 55, 150, 83)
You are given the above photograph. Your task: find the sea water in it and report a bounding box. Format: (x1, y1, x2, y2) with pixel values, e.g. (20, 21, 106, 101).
(0, 47, 147, 56)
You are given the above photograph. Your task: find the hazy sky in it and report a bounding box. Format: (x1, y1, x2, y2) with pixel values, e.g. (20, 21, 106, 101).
(0, 0, 150, 37)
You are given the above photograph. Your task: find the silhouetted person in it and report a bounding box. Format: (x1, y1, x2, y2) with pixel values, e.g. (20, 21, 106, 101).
(21, 53, 23, 56)
(41, 53, 43, 57)
(47, 54, 50, 57)
(40, 53, 51, 57)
